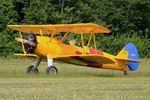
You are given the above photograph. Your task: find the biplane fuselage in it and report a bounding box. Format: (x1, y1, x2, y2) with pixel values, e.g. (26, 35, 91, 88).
(33, 36, 128, 71)
(8, 23, 140, 75)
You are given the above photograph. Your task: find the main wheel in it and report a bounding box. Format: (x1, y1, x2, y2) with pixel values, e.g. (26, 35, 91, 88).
(27, 65, 38, 73)
(46, 66, 58, 75)
(33, 68, 39, 73)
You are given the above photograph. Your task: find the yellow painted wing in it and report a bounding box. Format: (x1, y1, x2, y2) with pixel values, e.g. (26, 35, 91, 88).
(14, 54, 38, 57)
(8, 23, 111, 34)
(53, 54, 115, 64)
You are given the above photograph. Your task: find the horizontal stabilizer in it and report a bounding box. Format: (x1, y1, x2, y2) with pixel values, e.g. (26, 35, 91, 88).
(115, 57, 140, 62)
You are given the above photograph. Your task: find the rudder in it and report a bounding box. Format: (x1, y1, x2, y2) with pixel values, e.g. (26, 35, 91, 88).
(117, 43, 140, 71)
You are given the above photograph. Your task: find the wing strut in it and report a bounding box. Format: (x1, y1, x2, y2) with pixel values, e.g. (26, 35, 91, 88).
(81, 32, 86, 54)
(93, 33, 97, 50)
(19, 31, 26, 54)
(60, 32, 69, 43)
(87, 33, 92, 47)
(40, 28, 43, 36)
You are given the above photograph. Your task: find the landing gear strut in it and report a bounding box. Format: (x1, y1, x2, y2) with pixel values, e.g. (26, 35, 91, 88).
(27, 57, 42, 74)
(26, 56, 59, 75)
(46, 57, 58, 75)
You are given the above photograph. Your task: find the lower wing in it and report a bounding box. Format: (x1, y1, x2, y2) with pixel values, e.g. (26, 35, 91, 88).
(14, 53, 38, 58)
(52, 54, 115, 65)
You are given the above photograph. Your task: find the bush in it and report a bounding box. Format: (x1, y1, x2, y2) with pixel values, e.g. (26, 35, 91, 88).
(96, 34, 150, 58)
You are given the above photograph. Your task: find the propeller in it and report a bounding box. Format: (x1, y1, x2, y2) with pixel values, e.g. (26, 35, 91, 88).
(15, 38, 36, 46)
(16, 34, 37, 53)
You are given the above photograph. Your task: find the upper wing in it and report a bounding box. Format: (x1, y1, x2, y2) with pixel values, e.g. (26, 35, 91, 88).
(8, 23, 111, 34)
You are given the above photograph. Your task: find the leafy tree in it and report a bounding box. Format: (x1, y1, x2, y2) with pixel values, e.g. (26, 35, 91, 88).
(128, 0, 150, 38)
(0, 0, 19, 57)
(23, 0, 49, 24)
(0, 0, 150, 58)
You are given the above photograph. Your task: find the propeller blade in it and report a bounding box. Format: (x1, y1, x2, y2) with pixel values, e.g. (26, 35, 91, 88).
(15, 38, 36, 46)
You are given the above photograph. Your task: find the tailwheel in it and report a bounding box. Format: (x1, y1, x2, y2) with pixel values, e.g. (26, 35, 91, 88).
(123, 71, 128, 75)
(46, 66, 58, 75)
(27, 65, 39, 74)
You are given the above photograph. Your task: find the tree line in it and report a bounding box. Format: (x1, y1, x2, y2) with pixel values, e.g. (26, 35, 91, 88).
(0, 0, 150, 57)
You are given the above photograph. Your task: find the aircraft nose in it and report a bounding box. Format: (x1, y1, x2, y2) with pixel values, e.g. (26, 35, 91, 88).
(15, 38, 36, 46)
(15, 34, 37, 53)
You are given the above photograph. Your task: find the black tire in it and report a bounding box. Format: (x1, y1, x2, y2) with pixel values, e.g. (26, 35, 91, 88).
(46, 66, 58, 75)
(27, 65, 34, 73)
(27, 65, 38, 74)
(33, 68, 39, 73)
(123, 71, 128, 75)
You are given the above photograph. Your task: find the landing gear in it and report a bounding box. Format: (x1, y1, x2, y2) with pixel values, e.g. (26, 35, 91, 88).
(27, 65, 38, 73)
(123, 71, 128, 75)
(46, 57, 58, 74)
(46, 66, 58, 74)
(26, 56, 59, 75)
(27, 57, 42, 74)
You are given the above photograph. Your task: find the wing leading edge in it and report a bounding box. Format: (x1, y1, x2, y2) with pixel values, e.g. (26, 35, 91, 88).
(8, 23, 111, 34)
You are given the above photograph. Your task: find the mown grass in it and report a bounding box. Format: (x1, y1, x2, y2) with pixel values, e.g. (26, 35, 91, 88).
(0, 58, 150, 100)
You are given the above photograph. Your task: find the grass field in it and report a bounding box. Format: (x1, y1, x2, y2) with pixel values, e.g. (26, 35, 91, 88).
(0, 58, 150, 100)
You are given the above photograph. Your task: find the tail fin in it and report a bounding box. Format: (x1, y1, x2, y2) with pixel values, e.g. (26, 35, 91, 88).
(116, 43, 140, 71)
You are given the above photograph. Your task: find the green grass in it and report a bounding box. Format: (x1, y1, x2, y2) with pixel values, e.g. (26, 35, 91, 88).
(0, 58, 150, 100)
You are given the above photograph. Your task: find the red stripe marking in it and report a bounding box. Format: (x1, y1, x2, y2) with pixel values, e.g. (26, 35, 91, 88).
(87, 64, 103, 68)
(89, 48, 103, 55)
(75, 51, 82, 55)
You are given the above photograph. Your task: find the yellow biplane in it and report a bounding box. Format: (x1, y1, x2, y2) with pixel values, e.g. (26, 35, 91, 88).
(8, 23, 140, 75)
